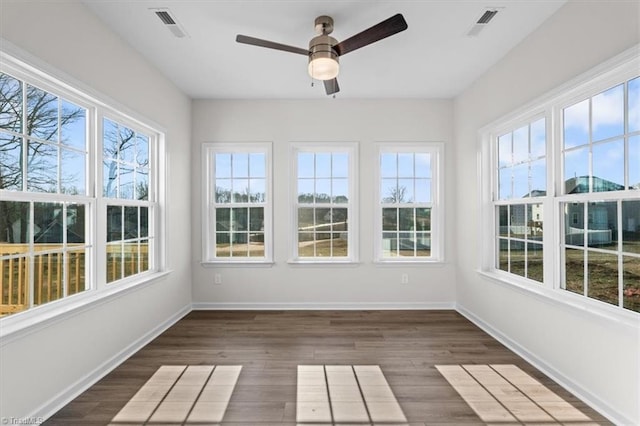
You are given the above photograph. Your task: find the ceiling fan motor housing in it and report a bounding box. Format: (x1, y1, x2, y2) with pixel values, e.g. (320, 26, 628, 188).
(308, 34, 339, 80)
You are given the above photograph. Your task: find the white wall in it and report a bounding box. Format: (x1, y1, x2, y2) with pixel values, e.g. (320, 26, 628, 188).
(0, 2, 192, 419)
(191, 99, 456, 308)
(454, 1, 640, 424)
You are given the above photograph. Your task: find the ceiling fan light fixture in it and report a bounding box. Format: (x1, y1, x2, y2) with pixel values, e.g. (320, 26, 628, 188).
(308, 34, 339, 80)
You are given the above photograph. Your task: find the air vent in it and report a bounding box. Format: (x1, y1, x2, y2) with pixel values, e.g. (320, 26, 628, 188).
(476, 9, 498, 24)
(466, 8, 500, 37)
(151, 8, 188, 38)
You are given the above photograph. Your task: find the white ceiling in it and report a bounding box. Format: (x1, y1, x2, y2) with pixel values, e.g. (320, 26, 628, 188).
(81, 0, 567, 99)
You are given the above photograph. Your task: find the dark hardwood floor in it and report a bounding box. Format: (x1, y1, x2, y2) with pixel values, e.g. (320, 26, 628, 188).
(44, 310, 611, 425)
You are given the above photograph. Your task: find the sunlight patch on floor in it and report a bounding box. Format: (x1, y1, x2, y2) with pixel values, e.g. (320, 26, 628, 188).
(296, 364, 408, 425)
(436, 364, 594, 424)
(109, 364, 241, 425)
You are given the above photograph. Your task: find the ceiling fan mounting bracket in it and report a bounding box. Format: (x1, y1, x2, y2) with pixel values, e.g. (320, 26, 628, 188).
(314, 15, 334, 35)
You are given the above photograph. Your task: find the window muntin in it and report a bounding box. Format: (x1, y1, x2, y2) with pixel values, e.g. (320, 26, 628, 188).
(292, 144, 357, 262)
(484, 60, 639, 315)
(377, 145, 442, 262)
(0, 59, 163, 319)
(204, 144, 271, 263)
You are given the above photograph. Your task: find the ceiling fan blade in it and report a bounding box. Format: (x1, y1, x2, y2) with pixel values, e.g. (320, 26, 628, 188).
(324, 78, 340, 95)
(236, 34, 309, 56)
(333, 14, 408, 56)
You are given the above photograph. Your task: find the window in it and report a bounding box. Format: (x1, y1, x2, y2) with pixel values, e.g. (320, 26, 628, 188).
(481, 51, 639, 316)
(203, 143, 272, 263)
(291, 143, 357, 262)
(376, 144, 443, 262)
(495, 118, 546, 282)
(0, 53, 163, 320)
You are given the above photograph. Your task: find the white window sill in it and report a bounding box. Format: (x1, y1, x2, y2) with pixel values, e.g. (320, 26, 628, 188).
(374, 259, 446, 266)
(287, 259, 360, 266)
(476, 269, 640, 329)
(0, 270, 172, 345)
(200, 261, 275, 268)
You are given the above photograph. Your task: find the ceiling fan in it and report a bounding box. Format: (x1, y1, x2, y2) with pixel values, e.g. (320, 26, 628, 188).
(236, 13, 408, 95)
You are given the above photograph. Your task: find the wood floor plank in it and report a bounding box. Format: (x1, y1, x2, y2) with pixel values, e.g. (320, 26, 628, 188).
(42, 310, 611, 425)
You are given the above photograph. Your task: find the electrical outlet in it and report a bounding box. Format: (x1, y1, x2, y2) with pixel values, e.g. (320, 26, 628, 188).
(214, 273, 222, 285)
(401, 273, 409, 284)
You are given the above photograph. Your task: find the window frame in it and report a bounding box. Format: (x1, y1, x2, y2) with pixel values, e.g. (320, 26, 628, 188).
(479, 46, 640, 322)
(0, 49, 166, 338)
(374, 142, 445, 263)
(289, 142, 359, 264)
(201, 142, 273, 265)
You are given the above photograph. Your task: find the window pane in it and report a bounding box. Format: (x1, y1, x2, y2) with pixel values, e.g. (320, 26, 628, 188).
(140, 239, 149, 272)
(107, 205, 122, 242)
(232, 153, 249, 177)
(315, 207, 331, 229)
(66, 249, 86, 296)
(565, 202, 584, 246)
(510, 204, 525, 238)
(248, 234, 264, 257)
(398, 178, 414, 203)
(107, 242, 122, 283)
(0, 201, 30, 244)
(34, 202, 63, 247)
(498, 206, 509, 237)
(381, 178, 398, 202)
(332, 208, 348, 232)
(592, 84, 624, 141)
(60, 100, 86, 150)
(415, 153, 431, 177)
(629, 77, 640, 133)
(398, 208, 414, 231)
(587, 250, 618, 306)
(230, 232, 248, 257)
(136, 168, 149, 201)
(249, 152, 265, 178)
(593, 139, 624, 190)
(249, 207, 264, 231)
(27, 85, 58, 141)
(298, 153, 314, 178)
(380, 153, 397, 177)
(622, 200, 640, 254)
(510, 241, 525, 277)
(416, 208, 431, 232)
(382, 208, 397, 231)
(27, 140, 57, 193)
(623, 255, 640, 312)
(216, 233, 230, 257)
(498, 133, 512, 167)
(118, 126, 135, 163)
(232, 178, 248, 202)
(315, 178, 330, 203)
(528, 204, 544, 239)
(33, 252, 63, 304)
(67, 203, 85, 243)
(382, 232, 397, 256)
(333, 153, 348, 178)
(298, 207, 314, 229)
(0, 73, 22, 132)
(231, 208, 247, 231)
(397, 153, 413, 177)
(103, 118, 119, 160)
(331, 235, 348, 256)
(414, 178, 431, 202)
(416, 232, 431, 256)
(249, 178, 265, 202)
(124, 206, 138, 239)
(123, 242, 139, 278)
(136, 134, 149, 168)
(587, 202, 616, 249)
(332, 178, 348, 203)
(215, 153, 231, 178)
(398, 237, 415, 257)
(564, 147, 589, 193)
(564, 248, 584, 295)
(60, 147, 85, 195)
(0, 132, 23, 190)
(140, 206, 149, 238)
(512, 163, 528, 198)
(630, 136, 639, 189)
(530, 118, 546, 159)
(119, 166, 134, 199)
(498, 167, 511, 200)
(103, 160, 117, 198)
(215, 179, 231, 203)
(527, 242, 543, 282)
(512, 125, 528, 163)
(297, 178, 314, 202)
(498, 239, 509, 271)
(315, 153, 331, 178)
(563, 99, 589, 149)
(530, 159, 545, 195)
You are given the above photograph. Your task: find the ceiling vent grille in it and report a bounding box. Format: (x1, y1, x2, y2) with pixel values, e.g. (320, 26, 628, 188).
(151, 8, 188, 38)
(467, 8, 500, 37)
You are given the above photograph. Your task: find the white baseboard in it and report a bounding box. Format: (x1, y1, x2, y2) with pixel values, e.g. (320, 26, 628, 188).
(455, 303, 631, 426)
(33, 303, 192, 421)
(192, 301, 456, 310)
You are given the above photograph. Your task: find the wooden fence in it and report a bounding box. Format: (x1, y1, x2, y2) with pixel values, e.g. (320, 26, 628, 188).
(1, 243, 148, 316)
